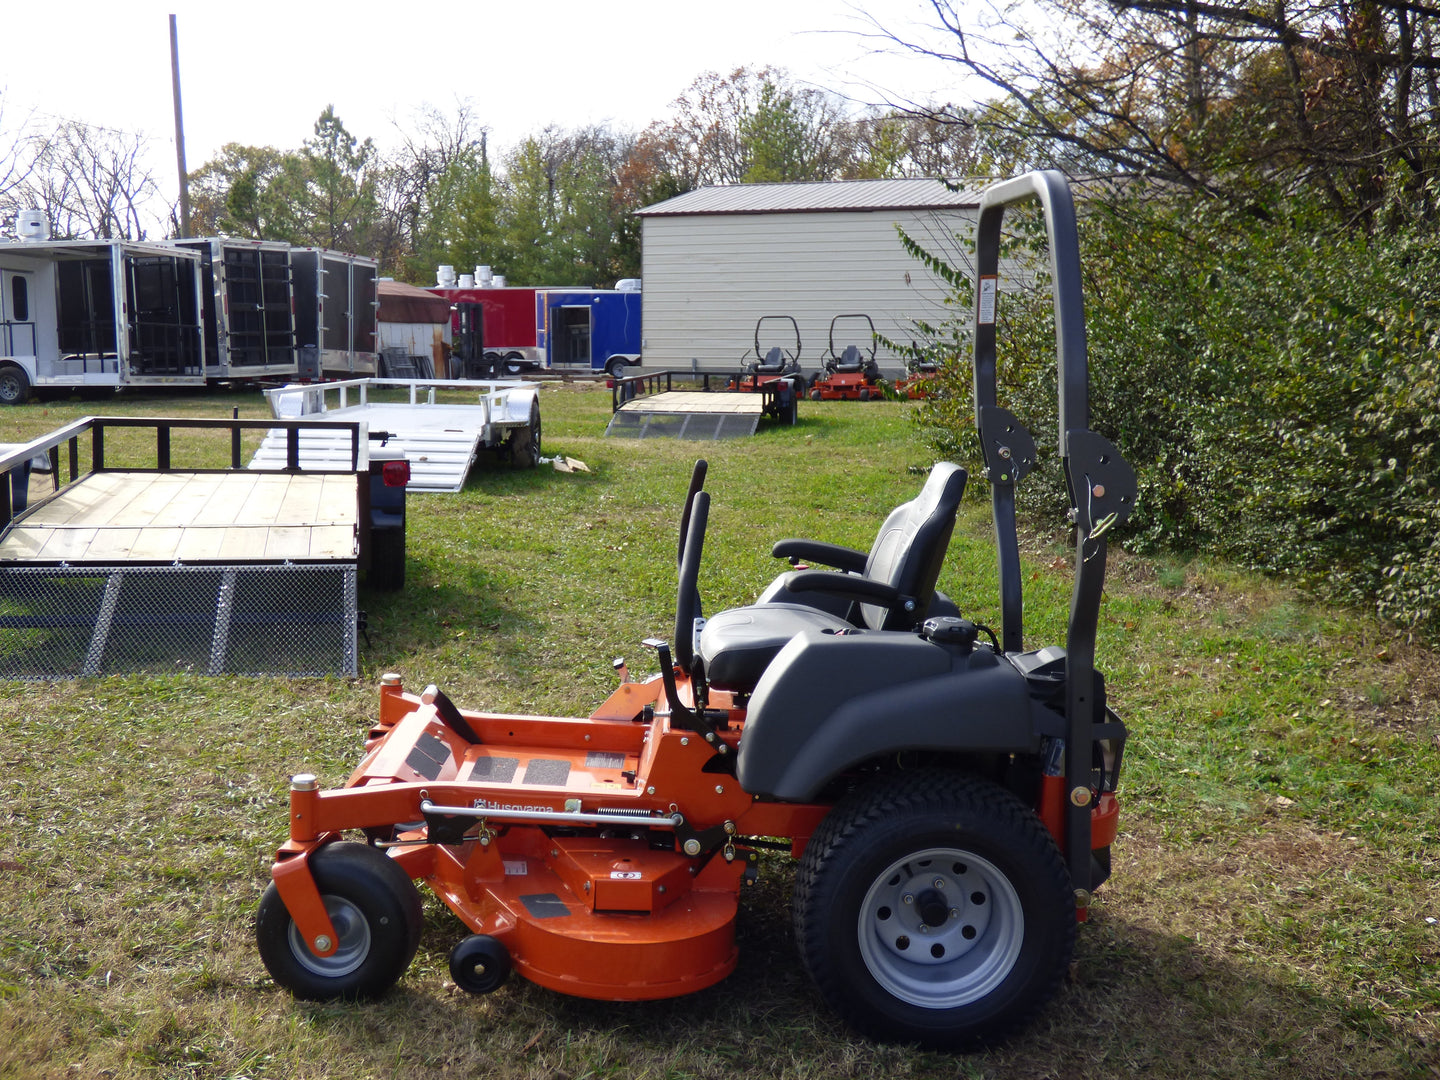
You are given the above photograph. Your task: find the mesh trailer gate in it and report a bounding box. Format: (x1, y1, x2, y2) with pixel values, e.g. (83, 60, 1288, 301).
(0, 563, 357, 678)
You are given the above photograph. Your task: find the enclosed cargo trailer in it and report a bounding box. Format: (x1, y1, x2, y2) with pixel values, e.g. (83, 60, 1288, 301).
(427, 279, 641, 377)
(173, 238, 298, 380)
(292, 248, 379, 377)
(0, 239, 205, 404)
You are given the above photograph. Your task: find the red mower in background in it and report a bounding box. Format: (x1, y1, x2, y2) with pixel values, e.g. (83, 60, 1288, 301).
(727, 315, 804, 424)
(893, 354, 942, 399)
(253, 172, 1136, 1049)
(730, 314, 804, 386)
(809, 314, 883, 401)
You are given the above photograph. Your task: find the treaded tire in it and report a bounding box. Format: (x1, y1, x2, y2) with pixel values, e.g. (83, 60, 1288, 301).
(508, 399, 542, 468)
(793, 771, 1074, 1048)
(0, 365, 30, 406)
(256, 842, 423, 1001)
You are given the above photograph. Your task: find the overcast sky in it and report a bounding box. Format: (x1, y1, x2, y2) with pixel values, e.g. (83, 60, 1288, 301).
(1, 0, 965, 206)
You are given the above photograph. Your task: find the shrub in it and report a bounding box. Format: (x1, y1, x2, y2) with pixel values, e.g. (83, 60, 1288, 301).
(908, 189, 1440, 635)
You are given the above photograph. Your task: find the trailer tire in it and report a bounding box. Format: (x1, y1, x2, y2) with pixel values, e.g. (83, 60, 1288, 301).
(256, 843, 423, 1002)
(368, 527, 406, 591)
(0, 365, 31, 406)
(794, 771, 1074, 1049)
(503, 352, 527, 376)
(606, 357, 626, 380)
(509, 399, 542, 468)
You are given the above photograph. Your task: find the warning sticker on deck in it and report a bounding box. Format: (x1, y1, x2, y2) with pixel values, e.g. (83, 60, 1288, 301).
(978, 276, 998, 325)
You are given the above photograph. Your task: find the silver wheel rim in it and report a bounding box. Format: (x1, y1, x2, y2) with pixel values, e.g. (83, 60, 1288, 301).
(857, 847, 1024, 1009)
(286, 895, 371, 979)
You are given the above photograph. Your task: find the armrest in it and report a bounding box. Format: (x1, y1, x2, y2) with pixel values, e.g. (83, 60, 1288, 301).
(783, 569, 904, 607)
(770, 538, 868, 573)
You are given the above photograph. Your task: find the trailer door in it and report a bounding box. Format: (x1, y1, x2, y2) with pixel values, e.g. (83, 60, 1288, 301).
(260, 248, 295, 370)
(0, 270, 36, 358)
(123, 254, 203, 380)
(553, 304, 592, 367)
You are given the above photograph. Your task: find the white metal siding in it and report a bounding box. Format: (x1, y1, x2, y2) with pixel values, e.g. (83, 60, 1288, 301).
(639, 208, 979, 378)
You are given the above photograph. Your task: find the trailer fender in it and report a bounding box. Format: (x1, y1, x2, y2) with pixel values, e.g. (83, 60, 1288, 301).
(497, 385, 540, 425)
(736, 631, 1040, 801)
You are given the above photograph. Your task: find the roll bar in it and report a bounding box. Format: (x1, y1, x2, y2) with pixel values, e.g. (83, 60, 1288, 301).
(971, 171, 1136, 892)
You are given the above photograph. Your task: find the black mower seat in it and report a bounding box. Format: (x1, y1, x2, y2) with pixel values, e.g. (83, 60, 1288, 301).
(699, 603, 852, 692)
(699, 462, 967, 693)
(752, 346, 788, 374)
(830, 344, 865, 373)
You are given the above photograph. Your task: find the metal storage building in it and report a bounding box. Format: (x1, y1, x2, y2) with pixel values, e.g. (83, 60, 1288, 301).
(634, 178, 984, 379)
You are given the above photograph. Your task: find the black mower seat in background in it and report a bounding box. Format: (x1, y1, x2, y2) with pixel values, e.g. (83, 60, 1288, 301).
(699, 462, 968, 693)
(753, 346, 787, 374)
(831, 344, 864, 373)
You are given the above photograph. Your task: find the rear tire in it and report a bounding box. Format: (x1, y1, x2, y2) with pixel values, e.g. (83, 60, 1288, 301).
(794, 771, 1074, 1048)
(256, 843, 423, 1001)
(368, 527, 406, 591)
(0, 365, 30, 406)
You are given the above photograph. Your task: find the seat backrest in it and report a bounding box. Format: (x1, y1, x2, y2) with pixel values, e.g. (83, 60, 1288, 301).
(857, 462, 967, 630)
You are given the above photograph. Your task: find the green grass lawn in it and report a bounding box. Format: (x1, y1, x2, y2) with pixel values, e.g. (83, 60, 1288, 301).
(0, 383, 1436, 1079)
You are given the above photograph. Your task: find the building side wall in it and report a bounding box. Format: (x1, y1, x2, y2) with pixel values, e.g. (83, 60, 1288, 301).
(639, 208, 979, 377)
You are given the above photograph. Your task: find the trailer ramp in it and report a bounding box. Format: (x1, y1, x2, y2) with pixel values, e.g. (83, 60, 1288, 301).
(606, 391, 764, 440)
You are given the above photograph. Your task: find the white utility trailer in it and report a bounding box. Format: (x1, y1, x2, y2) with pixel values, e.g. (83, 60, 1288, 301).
(252, 378, 543, 492)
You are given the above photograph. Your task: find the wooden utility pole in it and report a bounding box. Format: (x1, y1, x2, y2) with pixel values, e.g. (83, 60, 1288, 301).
(170, 14, 191, 237)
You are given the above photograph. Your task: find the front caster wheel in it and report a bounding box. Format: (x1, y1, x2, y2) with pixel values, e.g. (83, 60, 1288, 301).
(256, 842, 423, 1001)
(794, 771, 1074, 1049)
(449, 934, 512, 994)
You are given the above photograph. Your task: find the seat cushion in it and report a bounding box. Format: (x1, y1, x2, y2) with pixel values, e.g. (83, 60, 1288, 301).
(699, 603, 850, 692)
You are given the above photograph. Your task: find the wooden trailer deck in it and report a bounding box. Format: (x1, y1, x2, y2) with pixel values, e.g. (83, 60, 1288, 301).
(0, 471, 358, 564)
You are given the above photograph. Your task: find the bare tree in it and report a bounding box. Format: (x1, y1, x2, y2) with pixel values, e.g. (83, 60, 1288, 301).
(868, 0, 1440, 225)
(8, 118, 161, 239)
(0, 94, 41, 233)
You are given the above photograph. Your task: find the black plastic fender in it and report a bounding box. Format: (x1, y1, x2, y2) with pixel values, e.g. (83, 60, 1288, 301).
(736, 630, 1041, 801)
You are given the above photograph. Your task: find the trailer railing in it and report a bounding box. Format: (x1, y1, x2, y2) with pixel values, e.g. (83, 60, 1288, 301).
(610, 370, 728, 412)
(0, 416, 370, 534)
(264, 376, 531, 417)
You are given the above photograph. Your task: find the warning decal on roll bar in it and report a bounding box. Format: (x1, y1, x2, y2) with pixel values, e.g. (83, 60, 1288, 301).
(978, 276, 998, 325)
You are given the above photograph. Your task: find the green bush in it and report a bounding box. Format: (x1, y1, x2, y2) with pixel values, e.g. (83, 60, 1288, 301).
(910, 190, 1440, 634)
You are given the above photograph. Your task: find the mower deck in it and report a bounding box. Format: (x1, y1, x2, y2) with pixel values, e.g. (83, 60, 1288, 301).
(274, 673, 831, 1000)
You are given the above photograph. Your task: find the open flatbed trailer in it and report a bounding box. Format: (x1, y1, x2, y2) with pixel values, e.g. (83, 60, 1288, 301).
(256, 378, 543, 491)
(0, 416, 393, 678)
(604, 371, 797, 439)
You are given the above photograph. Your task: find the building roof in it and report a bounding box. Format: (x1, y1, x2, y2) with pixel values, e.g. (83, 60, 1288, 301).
(636, 178, 988, 217)
(378, 279, 452, 324)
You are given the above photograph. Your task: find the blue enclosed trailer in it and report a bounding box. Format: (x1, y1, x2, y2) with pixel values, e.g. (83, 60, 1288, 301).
(534, 285, 641, 378)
